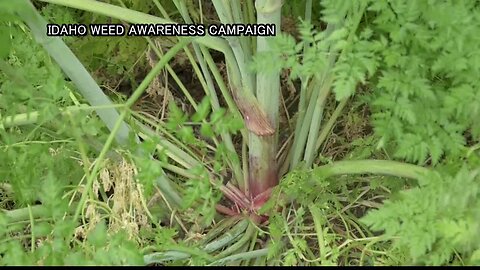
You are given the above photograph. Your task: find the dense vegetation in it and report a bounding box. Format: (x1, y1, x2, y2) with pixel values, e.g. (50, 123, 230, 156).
(1, 0, 480, 266)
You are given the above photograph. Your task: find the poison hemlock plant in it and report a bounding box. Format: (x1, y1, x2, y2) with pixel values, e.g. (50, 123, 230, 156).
(1, 0, 480, 266)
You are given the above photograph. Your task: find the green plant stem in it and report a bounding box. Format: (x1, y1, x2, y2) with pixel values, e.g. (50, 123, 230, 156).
(231, 1, 253, 72)
(214, 222, 256, 259)
(27, 205, 35, 253)
(291, 26, 337, 169)
(309, 204, 327, 264)
(315, 159, 429, 180)
(314, 98, 348, 153)
(305, 0, 313, 23)
(212, 0, 254, 94)
(199, 216, 242, 245)
(289, 21, 338, 171)
(246, 0, 256, 52)
(3, 203, 78, 223)
(139, 123, 248, 209)
(143, 251, 191, 264)
(143, 218, 249, 264)
(290, 77, 312, 169)
(275, 160, 430, 207)
(1, 104, 88, 128)
(203, 218, 249, 253)
(209, 248, 269, 266)
(291, 0, 366, 170)
(248, 0, 283, 200)
(303, 77, 333, 168)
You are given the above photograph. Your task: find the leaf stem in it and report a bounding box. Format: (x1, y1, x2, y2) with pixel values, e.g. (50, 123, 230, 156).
(209, 248, 268, 266)
(314, 159, 429, 180)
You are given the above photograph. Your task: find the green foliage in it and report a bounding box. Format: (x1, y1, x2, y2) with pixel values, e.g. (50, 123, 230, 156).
(355, 2, 480, 264)
(0, 23, 68, 116)
(0, 156, 144, 265)
(0, 216, 144, 266)
(263, 166, 387, 265)
(0, 12, 146, 265)
(362, 160, 480, 265)
(368, 0, 480, 164)
(181, 165, 222, 227)
(1, 22, 81, 206)
(254, 1, 480, 265)
(134, 141, 165, 198)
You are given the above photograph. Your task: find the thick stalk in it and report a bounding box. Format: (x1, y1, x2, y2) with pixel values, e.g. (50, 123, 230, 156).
(248, 0, 282, 202)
